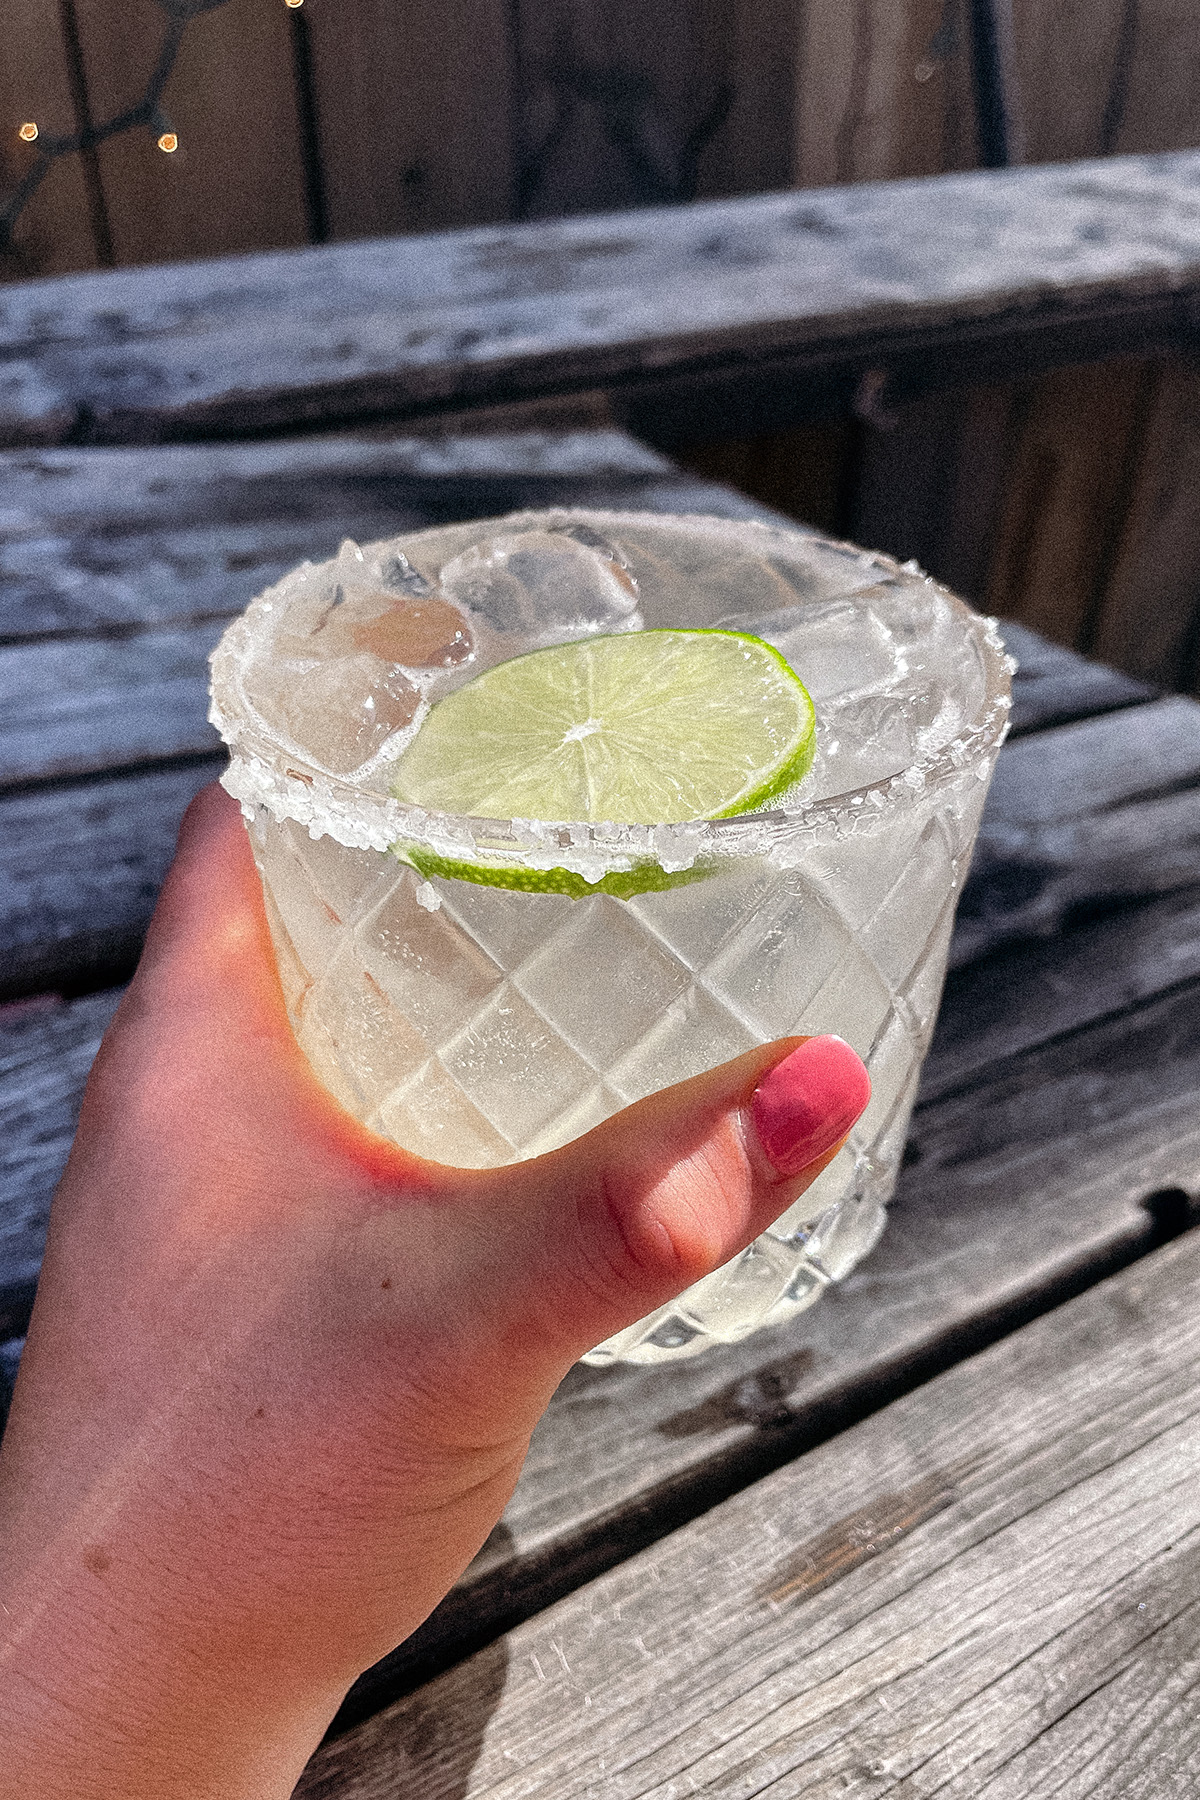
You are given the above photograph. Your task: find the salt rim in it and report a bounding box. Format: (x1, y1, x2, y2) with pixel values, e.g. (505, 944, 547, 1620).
(209, 510, 1014, 879)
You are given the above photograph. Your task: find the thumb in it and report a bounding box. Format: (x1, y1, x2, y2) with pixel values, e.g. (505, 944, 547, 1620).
(467, 1033, 870, 1372)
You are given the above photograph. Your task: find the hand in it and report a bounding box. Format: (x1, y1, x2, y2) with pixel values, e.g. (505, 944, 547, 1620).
(0, 784, 869, 1799)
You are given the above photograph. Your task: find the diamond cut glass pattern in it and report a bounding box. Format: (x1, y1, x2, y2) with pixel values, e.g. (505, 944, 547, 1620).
(512, 897, 692, 1065)
(216, 510, 1012, 1364)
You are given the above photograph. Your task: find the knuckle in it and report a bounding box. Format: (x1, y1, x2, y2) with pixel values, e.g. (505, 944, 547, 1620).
(582, 1137, 754, 1308)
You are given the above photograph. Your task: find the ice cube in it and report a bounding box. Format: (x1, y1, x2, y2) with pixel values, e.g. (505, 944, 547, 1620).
(438, 529, 642, 641)
(269, 651, 421, 775)
(377, 550, 435, 597)
(342, 593, 474, 667)
(809, 692, 919, 796)
(274, 578, 474, 671)
(736, 591, 904, 703)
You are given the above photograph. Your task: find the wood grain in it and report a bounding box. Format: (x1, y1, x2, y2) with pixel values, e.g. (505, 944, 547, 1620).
(69, 0, 308, 268)
(0, 987, 120, 1337)
(673, 419, 855, 538)
(1012, 0, 1133, 162)
(514, 0, 740, 217)
(0, 425, 691, 640)
(702, 0, 799, 199)
(297, 1227, 1200, 1796)
(981, 358, 1161, 649)
(981, 693, 1200, 829)
(1015, 0, 1200, 163)
(0, 758, 223, 1001)
(1115, 0, 1200, 156)
(307, 0, 513, 240)
(0, 620, 224, 785)
(4, 150, 1200, 447)
(848, 382, 1013, 602)
(794, 0, 977, 187)
(0, 0, 99, 280)
(682, 359, 1200, 682)
(1089, 359, 1200, 689)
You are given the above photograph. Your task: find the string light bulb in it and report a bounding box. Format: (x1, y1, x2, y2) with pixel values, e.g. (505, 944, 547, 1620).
(4, 0, 237, 254)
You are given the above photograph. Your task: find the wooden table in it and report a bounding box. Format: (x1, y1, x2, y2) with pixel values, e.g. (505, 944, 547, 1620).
(4, 181, 1200, 1792)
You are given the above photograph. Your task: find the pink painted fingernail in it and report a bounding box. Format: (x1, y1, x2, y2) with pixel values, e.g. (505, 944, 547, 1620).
(751, 1036, 871, 1177)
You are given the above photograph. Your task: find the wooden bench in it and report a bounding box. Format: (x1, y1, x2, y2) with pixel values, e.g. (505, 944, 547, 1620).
(4, 152, 1200, 1790)
(5, 150, 1200, 452)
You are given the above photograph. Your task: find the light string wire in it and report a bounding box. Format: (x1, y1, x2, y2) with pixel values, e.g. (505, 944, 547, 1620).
(1, 0, 250, 254)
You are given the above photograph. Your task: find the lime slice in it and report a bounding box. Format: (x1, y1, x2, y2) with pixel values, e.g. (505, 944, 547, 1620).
(390, 628, 815, 896)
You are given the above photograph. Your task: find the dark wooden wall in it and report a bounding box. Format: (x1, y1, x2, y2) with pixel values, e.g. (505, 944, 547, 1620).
(8, 0, 1200, 281)
(676, 343, 1200, 698)
(5, 0, 1200, 687)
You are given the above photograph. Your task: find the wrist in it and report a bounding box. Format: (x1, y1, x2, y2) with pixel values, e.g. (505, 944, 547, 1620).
(0, 1561, 339, 1800)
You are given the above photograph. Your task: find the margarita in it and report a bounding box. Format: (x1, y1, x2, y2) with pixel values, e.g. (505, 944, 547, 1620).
(209, 511, 1011, 1364)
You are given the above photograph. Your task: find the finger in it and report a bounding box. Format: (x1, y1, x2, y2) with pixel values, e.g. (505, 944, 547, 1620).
(464, 1034, 870, 1372)
(134, 783, 281, 1014)
(86, 784, 376, 1167)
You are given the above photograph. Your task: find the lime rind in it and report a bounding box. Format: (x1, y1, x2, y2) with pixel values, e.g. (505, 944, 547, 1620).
(693, 629, 816, 815)
(397, 844, 721, 900)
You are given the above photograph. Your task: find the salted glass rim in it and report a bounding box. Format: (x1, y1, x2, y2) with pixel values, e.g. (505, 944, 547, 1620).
(209, 509, 1014, 871)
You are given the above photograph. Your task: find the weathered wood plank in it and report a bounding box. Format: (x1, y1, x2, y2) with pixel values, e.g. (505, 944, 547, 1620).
(954, 780, 1200, 967)
(846, 381, 1014, 607)
(1114, 0, 1200, 159)
(982, 693, 1200, 827)
(0, 621, 223, 785)
(932, 880, 1200, 1090)
(1015, 0, 1200, 165)
(307, 0, 514, 239)
(674, 418, 856, 541)
(0, 757, 222, 1001)
(298, 1225, 1200, 1797)
(1090, 359, 1200, 690)
(5, 151, 1200, 447)
(70, 0, 309, 268)
(0, 987, 120, 1338)
(742, 356, 1200, 689)
(513, 0, 738, 217)
(981, 357, 1162, 651)
(1012, 0, 1136, 163)
(0, 425, 706, 640)
(702, 0, 797, 200)
(793, 0, 978, 188)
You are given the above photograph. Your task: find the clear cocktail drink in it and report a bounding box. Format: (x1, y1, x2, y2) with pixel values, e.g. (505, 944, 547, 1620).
(209, 510, 1011, 1364)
